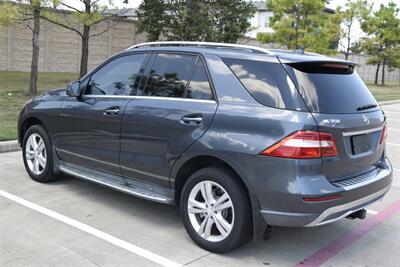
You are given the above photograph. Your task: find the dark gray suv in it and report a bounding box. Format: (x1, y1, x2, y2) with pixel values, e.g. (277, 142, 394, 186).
(18, 41, 393, 253)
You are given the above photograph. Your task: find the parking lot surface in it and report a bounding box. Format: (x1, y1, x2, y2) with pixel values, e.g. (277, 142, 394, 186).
(1, 103, 400, 267)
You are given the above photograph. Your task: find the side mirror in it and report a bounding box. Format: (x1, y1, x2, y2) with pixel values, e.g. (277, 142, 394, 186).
(66, 81, 81, 97)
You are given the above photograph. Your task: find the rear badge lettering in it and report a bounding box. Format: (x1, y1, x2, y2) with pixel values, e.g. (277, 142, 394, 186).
(320, 119, 341, 127)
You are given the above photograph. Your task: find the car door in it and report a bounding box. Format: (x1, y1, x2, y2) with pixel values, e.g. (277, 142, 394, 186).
(120, 53, 218, 187)
(57, 53, 149, 178)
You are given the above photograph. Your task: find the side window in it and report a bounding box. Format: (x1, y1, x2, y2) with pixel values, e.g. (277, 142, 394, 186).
(186, 60, 213, 100)
(222, 57, 304, 110)
(85, 54, 147, 96)
(143, 53, 197, 98)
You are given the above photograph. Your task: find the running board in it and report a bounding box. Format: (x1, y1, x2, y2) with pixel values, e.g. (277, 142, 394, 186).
(59, 161, 174, 204)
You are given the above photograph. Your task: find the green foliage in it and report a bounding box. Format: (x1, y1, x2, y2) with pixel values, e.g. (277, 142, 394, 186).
(136, 0, 165, 41)
(42, 0, 127, 77)
(0, 2, 20, 26)
(257, 0, 340, 54)
(338, 0, 370, 58)
(206, 0, 257, 42)
(258, 0, 341, 54)
(136, 0, 256, 43)
(360, 2, 400, 82)
(256, 32, 274, 44)
(0, 1, 55, 26)
(43, 0, 108, 30)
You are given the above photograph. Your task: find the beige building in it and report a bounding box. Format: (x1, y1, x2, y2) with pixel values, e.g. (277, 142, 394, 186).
(0, 12, 147, 73)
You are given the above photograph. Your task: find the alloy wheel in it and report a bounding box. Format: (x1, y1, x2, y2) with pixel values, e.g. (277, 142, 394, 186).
(187, 180, 234, 242)
(25, 133, 47, 175)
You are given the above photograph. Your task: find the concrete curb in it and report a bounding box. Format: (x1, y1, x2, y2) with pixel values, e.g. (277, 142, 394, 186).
(0, 100, 398, 154)
(379, 100, 400, 106)
(0, 140, 20, 153)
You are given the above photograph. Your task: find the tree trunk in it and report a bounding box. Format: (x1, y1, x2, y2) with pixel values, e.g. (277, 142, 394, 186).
(345, 33, 351, 60)
(381, 60, 385, 86)
(29, 7, 40, 96)
(79, 25, 90, 78)
(345, 19, 353, 61)
(295, 15, 299, 49)
(374, 62, 380, 85)
(79, 0, 92, 78)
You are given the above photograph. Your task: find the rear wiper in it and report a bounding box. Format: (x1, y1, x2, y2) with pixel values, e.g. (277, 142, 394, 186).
(357, 103, 377, 111)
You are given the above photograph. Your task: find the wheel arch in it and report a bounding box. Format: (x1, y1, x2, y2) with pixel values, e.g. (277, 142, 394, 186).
(19, 116, 47, 145)
(172, 154, 250, 205)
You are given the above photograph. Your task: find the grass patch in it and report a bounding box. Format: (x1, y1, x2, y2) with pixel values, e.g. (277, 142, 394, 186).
(0, 71, 77, 141)
(366, 82, 400, 102)
(0, 71, 399, 141)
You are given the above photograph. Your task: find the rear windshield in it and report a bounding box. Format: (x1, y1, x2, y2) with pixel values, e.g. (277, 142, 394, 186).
(285, 62, 378, 114)
(222, 58, 307, 111)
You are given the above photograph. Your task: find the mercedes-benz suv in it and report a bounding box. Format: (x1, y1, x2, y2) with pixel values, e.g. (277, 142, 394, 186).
(18, 41, 393, 253)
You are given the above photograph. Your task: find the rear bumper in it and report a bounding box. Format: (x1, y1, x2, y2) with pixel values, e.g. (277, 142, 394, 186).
(261, 184, 389, 227)
(258, 158, 393, 227)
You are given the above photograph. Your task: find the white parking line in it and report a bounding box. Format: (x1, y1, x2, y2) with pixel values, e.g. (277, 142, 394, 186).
(387, 142, 400, 147)
(0, 189, 182, 267)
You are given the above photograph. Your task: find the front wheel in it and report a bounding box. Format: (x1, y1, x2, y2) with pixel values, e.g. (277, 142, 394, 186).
(180, 167, 252, 253)
(22, 125, 60, 183)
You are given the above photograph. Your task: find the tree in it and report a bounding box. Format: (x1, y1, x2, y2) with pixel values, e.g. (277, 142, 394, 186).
(257, 0, 341, 55)
(42, 0, 127, 77)
(136, 0, 165, 41)
(0, 1, 19, 26)
(0, 1, 51, 96)
(207, 0, 256, 43)
(360, 2, 400, 85)
(136, 0, 256, 43)
(338, 0, 370, 60)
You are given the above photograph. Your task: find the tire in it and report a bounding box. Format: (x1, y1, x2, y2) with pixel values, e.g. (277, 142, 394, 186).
(180, 167, 252, 253)
(22, 125, 60, 183)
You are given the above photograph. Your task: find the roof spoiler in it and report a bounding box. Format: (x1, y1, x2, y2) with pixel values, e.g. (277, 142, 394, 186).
(286, 61, 356, 74)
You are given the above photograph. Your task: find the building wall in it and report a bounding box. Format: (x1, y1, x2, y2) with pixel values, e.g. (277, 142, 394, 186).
(247, 10, 274, 39)
(0, 18, 147, 73)
(0, 19, 398, 83)
(335, 53, 399, 83)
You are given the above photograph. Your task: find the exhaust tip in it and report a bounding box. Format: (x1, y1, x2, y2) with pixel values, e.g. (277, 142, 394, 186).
(346, 209, 367, 220)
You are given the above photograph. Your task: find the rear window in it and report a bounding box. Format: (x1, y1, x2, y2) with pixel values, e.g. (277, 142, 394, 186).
(285, 62, 378, 114)
(222, 58, 306, 110)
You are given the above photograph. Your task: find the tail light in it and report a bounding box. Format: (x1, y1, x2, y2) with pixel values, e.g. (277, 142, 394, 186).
(379, 123, 387, 145)
(260, 131, 338, 159)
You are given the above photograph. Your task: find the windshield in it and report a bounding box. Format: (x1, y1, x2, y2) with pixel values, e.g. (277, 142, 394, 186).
(285, 62, 379, 114)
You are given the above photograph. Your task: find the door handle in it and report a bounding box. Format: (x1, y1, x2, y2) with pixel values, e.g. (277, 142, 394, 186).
(181, 114, 203, 125)
(103, 107, 120, 116)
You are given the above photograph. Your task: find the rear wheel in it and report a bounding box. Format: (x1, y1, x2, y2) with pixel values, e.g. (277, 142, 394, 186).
(22, 125, 60, 183)
(180, 167, 252, 253)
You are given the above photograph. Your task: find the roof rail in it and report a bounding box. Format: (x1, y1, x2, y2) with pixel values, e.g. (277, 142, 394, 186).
(126, 41, 275, 55)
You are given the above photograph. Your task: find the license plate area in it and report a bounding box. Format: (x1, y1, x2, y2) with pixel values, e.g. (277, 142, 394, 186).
(351, 134, 370, 154)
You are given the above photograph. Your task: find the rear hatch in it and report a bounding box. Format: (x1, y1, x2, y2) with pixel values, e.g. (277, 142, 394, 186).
(283, 60, 386, 182)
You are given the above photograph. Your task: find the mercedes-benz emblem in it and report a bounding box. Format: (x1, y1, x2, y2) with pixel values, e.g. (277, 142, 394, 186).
(363, 114, 370, 125)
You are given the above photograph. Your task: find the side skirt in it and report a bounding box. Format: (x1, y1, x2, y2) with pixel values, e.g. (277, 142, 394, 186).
(59, 160, 175, 205)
